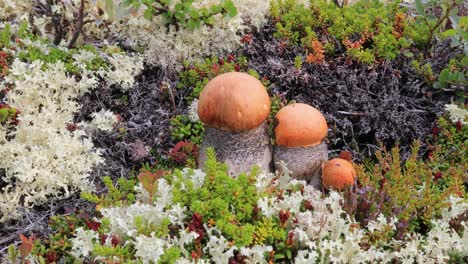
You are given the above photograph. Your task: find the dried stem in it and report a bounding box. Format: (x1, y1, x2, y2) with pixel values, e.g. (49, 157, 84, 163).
(68, 0, 93, 49)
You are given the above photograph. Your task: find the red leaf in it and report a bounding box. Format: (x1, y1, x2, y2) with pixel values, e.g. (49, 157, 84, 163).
(338, 151, 353, 162)
(19, 234, 34, 258)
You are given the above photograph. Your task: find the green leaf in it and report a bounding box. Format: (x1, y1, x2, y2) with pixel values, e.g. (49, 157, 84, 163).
(414, 0, 425, 15)
(223, 0, 237, 17)
(205, 16, 215, 25)
(175, 3, 183, 11)
(164, 10, 174, 20)
(189, 9, 199, 19)
(403, 51, 414, 58)
(426, 13, 437, 22)
(210, 5, 222, 14)
(442, 29, 457, 38)
(453, 71, 465, 82)
(174, 11, 186, 21)
(449, 15, 459, 29)
(143, 8, 154, 20)
(194, 18, 201, 28)
(274, 253, 286, 260)
(0, 23, 11, 48)
(438, 69, 450, 84)
(187, 19, 196, 30)
(122, 0, 135, 7)
(199, 7, 209, 16)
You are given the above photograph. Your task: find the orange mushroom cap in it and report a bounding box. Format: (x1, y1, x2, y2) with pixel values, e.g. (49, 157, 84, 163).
(322, 158, 356, 191)
(197, 72, 270, 132)
(274, 103, 328, 147)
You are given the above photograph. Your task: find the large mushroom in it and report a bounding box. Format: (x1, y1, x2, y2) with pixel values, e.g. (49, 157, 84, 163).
(273, 103, 328, 188)
(197, 72, 272, 175)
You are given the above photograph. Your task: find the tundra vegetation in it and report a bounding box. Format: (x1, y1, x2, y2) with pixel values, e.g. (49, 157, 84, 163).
(0, 0, 466, 263)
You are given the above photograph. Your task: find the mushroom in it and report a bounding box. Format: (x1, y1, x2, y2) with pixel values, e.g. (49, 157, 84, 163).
(321, 158, 356, 191)
(273, 103, 328, 188)
(197, 72, 272, 175)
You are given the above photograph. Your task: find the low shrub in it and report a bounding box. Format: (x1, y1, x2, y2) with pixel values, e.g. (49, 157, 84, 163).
(170, 114, 204, 145)
(270, 0, 412, 64)
(8, 146, 466, 263)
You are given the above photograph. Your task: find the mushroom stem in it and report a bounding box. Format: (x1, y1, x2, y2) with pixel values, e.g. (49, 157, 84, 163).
(274, 141, 328, 189)
(198, 121, 272, 176)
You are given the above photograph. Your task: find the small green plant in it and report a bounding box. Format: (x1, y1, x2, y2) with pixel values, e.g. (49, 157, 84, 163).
(167, 148, 287, 248)
(433, 58, 467, 90)
(170, 114, 204, 145)
(0, 23, 12, 48)
(271, 0, 412, 64)
(268, 95, 289, 144)
(344, 139, 465, 239)
(17, 45, 108, 73)
(427, 115, 467, 184)
(271, 0, 466, 63)
(411, 59, 436, 84)
(441, 15, 468, 54)
(294, 55, 302, 69)
(0, 105, 18, 124)
(81, 176, 138, 207)
(124, 0, 237, 30)
(403, 0, 464, 50)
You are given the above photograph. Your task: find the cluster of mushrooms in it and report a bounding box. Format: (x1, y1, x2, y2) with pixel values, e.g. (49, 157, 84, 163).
(196, 72, 355, 191)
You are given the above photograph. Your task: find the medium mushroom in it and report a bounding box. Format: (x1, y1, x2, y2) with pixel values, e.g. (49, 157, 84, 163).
(273, 103, 328, 188)
(197, 72, 272, 175)
(321, 158, 356, 191)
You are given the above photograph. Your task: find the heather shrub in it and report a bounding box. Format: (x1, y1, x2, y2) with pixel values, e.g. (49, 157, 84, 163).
(270, 0, 411, 64)
(344, 142, 465, 235)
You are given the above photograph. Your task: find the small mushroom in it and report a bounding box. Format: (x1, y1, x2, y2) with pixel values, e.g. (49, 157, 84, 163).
(321, 158, 356, 191)
(273, 103, 328, 188)
(197, 72, 272, 175)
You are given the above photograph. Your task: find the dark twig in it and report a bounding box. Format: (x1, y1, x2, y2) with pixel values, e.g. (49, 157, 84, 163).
(423, 1, 458, 52)
(68, 0, 93, 49)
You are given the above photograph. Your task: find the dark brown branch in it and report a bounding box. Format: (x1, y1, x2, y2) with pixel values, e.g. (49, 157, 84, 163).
(424, 1, 458, 52)
(68, 0, 93, 48)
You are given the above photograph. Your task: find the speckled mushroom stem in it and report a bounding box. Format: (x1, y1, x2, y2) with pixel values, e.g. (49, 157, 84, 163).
(198, 121, 272, 176)
(273, 141, 328, 189)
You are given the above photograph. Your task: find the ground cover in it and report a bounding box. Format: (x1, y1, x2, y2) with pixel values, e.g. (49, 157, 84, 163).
(0, 0, 466, 263)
